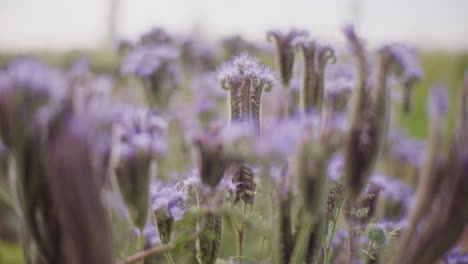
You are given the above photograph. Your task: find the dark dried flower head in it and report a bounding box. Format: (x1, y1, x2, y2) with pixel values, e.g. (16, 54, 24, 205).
(267, 29, 308, 86)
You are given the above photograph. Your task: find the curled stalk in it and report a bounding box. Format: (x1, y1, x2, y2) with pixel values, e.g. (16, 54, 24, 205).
(267, 30, 306, 117)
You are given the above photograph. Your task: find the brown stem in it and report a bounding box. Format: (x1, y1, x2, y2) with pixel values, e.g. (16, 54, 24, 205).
(115, 244, 174, 264)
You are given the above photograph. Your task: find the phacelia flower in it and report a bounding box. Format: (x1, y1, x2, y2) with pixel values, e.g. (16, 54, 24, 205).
(151, 180, 188, 244)
(114, 106, 168, 230)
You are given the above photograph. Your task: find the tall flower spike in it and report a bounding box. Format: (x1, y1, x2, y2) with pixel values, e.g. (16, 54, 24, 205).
(217, 53, 275, 205)
(406, 77, 468, 264)
(293, 37, 317, 114)
(114, 107, 168, 230)
(290, 126, 331, 264)
(398, 84, 448, 256)
(397, 85, 467, 264)
(342, 25, 373, 202)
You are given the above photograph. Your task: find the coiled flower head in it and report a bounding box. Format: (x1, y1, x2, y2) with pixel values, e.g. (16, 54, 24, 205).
(151, 180, 188, 244)
(217, 52, 275, 132)
(267, 30, 308, 86)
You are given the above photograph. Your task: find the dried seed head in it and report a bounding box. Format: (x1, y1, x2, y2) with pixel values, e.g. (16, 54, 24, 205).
(232, 164, 256, 206)
(326, 183, 345, 220)
(267, 30, 308, 86)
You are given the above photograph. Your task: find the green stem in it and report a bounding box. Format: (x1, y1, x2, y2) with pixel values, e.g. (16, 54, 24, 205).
(236, 202, 248, 264)
(163, 247, 175, 264)
(324, 195, 347, 264)
(362, 240, 375, 264)
(289, 212, 314, 264)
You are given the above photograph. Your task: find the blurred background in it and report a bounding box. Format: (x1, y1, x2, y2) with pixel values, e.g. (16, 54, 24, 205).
(0, 0, 467, 262)
(1, 0, 468, 51)
(1, 0, 467, 136)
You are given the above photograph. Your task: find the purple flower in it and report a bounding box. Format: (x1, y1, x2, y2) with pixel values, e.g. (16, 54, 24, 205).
(151, 180, 188, 221)
(370, 174, 414, 205)
(113, 106, 168, 229)
(427, 84, 449, 119)
(0, 57, 67, 147)
(444, 248, 468, 264)
(379, 43, 423, 84)
(139, 27, 172, 46)
(217, 52, 276, 91)
(121, 45, 180, 78)
(327, 152, 345, 182)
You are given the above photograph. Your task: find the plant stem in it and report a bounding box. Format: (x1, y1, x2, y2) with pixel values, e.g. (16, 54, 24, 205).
(324, 195, 347, 264)
(362, 240, 375, 264)
(115, 244, 174, 264)
(289, 212, 314, 264)
(324, 213, 339, 264)
(162, 243, 175, 264)
(237, 202, 248, 264)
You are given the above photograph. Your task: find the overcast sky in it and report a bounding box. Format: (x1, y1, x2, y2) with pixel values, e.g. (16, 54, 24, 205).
(0, 0, 467, 51)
